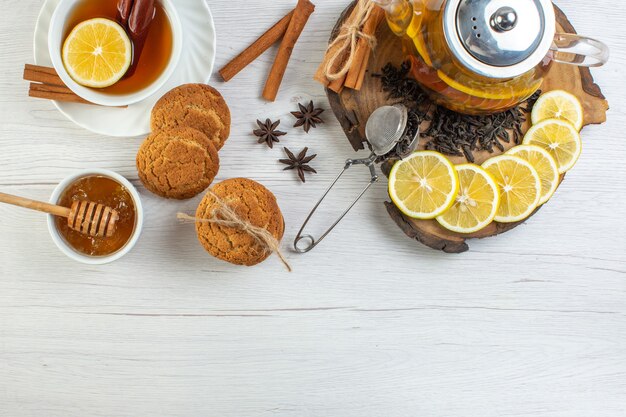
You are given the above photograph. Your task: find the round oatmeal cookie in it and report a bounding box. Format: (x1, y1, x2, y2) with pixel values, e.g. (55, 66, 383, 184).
(195, 178, 285, 266)
(136, 127, 220, 200)
(151, 84, 231, 150)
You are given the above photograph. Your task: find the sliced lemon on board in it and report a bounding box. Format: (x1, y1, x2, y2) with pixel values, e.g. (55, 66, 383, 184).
(523, 119, 582, 174)
(436, 164, 500, 234)
(62, 18, 132, 88)
(507, 145, 560, 205)
(482, 155, 541, 223)
(531, 90, 584, 131)
(388, 151, 459, 219)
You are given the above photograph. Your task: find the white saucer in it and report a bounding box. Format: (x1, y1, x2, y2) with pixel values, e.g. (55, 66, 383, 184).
(33, 0, 216, 138)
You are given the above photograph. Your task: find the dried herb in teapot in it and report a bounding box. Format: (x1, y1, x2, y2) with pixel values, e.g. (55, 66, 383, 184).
(373, 61, 429, 107)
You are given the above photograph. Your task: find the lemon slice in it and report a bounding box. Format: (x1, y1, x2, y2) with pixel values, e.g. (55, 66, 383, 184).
(523, 119, 582, 174)
(62, 18, 132, 88)
(482, 155, 541, 223)
(388, 151, 459, 219)
(507, 145, 560, 205)
(436, 70, 542, 101)
(531, 90, 584, 131)
(436, 164, 500, 234)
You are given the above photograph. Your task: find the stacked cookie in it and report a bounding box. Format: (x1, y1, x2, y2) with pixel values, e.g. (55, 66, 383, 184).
(137, 84, 230, 200)
(136, 85, 286, 268)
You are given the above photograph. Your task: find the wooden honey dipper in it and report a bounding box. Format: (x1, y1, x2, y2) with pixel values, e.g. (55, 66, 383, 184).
(0, 192, 119, 237)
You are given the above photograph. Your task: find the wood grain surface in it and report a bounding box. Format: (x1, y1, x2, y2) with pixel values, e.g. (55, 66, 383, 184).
(0, 0, 625, 416)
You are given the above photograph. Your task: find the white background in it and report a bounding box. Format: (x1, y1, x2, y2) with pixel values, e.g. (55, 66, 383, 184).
(1, 0, 625, 416)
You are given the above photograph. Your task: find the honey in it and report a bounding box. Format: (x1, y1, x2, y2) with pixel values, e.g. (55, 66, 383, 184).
(55, 176, 136, 256)
(64, 0, 173, 96)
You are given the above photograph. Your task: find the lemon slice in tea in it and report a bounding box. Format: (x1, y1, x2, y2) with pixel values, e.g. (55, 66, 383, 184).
(436, 70, 542, 101)
(531, 90, 584, 131)
(482, 155, 541, 223)
(436, 164, 500, 234)
(507, 145, 560, 205)
(523, 119, 582, 174)
(388, 151, 459, 219)
(62, 18, 132, 88)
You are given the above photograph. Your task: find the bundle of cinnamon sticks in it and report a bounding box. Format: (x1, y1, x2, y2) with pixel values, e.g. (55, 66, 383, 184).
(315, 0, 384, 93)
(219, 0, 315, 102)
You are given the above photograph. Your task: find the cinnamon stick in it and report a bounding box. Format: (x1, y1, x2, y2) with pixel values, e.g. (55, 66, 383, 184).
(354, 57, 369, 91)
(328, 76, 346, 94)
(23, 64, 65, 86)
(314, 0, 382, 93)
(30, 83, 76, 95)
(29, 83, 93, 105)
(313, 2, 360, 93)
(124, 0, 156, 77)
(315, 43, 347, 93)
(25, 64, 58, 76)
(344, 7, 384, 90)
(219, 9, 294, 82)
(24, 64, 127, 107)
(262, 0, 315, 102)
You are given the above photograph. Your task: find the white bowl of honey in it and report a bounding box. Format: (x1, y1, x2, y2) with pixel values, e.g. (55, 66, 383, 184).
(47, 169, 144, 264)
(48, 0, 183, 107)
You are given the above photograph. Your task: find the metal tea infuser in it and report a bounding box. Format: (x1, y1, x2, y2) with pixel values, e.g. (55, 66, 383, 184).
(294, 105, 419, 253)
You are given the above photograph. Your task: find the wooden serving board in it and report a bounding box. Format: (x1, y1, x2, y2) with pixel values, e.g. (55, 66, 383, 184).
(326, 3, 608, 253)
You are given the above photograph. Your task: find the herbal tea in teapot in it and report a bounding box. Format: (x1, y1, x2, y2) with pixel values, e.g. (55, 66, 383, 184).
(373, 0, 609, 115)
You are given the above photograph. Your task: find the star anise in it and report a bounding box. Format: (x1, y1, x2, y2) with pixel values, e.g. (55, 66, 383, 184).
(291, 101, 325, 133)
(253, 119, 287, 148)
(279, 147, 317, 183)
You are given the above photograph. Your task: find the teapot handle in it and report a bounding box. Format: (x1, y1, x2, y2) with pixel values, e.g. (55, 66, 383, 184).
(551, 33, 610, 67)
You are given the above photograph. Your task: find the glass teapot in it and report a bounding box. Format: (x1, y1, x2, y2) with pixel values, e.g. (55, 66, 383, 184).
(372, 0, 609, 115)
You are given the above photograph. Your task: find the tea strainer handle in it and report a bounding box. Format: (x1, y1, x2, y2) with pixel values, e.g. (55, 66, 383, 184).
(293, 155, 379, 254)
(551, 33, 610, 67)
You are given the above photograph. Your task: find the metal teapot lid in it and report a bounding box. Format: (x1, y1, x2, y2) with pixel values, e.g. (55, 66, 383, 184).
(444, 0, 556, 79)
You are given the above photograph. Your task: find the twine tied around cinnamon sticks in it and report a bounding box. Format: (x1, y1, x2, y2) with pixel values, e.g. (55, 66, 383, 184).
(315, 0, 385, 93)
(177, 191, 292, 272)
(323, 0, 377, 82)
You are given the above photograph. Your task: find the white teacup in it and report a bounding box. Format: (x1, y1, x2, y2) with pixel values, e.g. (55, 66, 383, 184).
(47, 169, 144, 264)
(48, 0, 183, 107)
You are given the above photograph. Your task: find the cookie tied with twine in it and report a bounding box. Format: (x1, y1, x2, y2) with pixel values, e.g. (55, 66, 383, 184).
(314, 0, 385, 93)
(178, 178, 290, 271)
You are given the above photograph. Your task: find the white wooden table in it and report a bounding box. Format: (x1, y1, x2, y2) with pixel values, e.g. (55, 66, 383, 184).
(1, 0, 625, 415)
